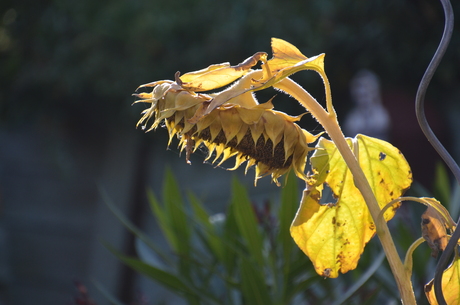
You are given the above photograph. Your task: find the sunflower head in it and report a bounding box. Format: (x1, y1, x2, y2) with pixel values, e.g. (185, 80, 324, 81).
(134, 38, 323, 185)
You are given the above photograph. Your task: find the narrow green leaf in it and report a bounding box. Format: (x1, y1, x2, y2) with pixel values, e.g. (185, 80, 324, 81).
(105, 243, 196, 297)
(231, 177, 264, 266)
(240, 257, 273, 305)
(163, 169, 190, 255)
(188, 192, 211, 226)
(277, 170, 300, 297)
(147, 188, 179, 252)
(222, 193, 240, 274)
(102, 189, 172, 265)
(278, 171, 300, 254)
(162, 169, 196, 280)
(188, 192, 225, 262)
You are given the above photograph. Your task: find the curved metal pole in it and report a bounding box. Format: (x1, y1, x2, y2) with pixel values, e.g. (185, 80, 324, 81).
(414, 0, 456, 304)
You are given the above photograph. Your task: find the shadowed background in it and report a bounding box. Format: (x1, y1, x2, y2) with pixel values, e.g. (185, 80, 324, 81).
(0, 0, 459, 304)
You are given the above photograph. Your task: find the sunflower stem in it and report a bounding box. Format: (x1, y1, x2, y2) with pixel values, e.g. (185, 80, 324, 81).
(276, 78, 417, 305)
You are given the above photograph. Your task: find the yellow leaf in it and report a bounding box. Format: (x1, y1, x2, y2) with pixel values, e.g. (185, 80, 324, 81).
(189, 39, 326, 121)
(269, 37, 309, 72)
(425, 253, 460, 305)
(179, 52, 267, 92)
(250, 38, 326, 93)
(291, 134, 412, 278)
(179, 63, 247, 92)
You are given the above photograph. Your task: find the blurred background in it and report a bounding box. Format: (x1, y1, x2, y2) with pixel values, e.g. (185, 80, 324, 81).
(0, 0, 459, 304)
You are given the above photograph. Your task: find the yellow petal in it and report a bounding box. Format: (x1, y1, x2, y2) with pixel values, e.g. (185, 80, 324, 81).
(219, 108, 244, 144)
(236, 107, 266, 125)
(172, 91, 210, 111)
(282, 123, 299, 161)
(229, 153, 248, 171)
(213, 144, 226, 163)
(249, 120, 265, 144)
(235, 124, 249, 146)
(207, 115, 224, 143)
(217, 147, 237, 166)
(262, 111, 285, 148)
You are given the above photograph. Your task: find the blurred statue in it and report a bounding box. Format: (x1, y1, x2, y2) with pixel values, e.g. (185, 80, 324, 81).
(344, 69, 390, 140)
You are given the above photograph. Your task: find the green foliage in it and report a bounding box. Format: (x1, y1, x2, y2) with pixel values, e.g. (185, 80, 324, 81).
(106, 169, 420, 304)
(110, 169, 319, 305)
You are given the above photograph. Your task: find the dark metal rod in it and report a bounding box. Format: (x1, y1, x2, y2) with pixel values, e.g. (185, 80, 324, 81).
(414, 0, 456, 304)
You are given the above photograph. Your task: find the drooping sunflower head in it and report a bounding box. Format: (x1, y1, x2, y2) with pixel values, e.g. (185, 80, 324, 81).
(134, 39, 324, 185)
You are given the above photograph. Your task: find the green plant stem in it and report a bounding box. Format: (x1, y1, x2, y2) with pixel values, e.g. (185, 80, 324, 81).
(276, 78, 417, 305)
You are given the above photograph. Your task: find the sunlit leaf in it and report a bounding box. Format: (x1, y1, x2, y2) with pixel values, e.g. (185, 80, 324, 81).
(425, 253, 460, 305)
(179, 52, 267, 92)
(194, 38, 326, 119)
(264, 38, 326, 89)
(291, 134, 412, 278)
(269, 37, 309, 72)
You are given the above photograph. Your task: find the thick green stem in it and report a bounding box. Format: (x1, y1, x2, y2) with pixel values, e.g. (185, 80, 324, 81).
(276, 78, 416, 305)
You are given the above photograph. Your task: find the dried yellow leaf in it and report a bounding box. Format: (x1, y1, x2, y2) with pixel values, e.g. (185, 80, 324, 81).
(291, 135, 412, 277)
(422, 206, 449, 257)
(425, 253, 460, 305)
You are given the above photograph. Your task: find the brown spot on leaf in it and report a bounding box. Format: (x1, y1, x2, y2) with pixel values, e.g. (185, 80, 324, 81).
(322, 268, 332, 278)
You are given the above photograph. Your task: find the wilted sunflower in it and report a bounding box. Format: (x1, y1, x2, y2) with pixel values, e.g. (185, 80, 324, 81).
(134, 38, 324, 185)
